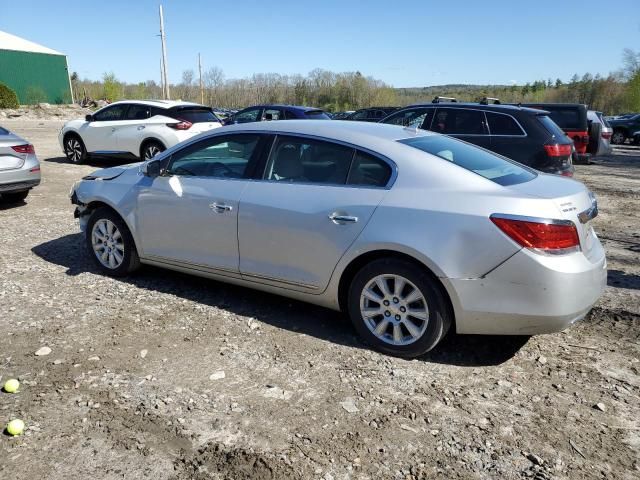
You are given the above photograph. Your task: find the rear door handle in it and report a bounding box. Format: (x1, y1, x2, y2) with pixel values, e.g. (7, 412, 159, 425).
(210, 202, 233, 213)
(329, 213, 358, 224)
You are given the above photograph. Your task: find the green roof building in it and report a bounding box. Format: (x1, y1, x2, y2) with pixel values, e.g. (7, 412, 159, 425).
(0, 30, 73, 104)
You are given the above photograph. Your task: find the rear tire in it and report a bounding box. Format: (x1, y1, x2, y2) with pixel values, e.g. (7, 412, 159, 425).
(347, 258, 452, 358)
(86, 207, 140, 277)
(2, 190, 29, 203)
(611, 130, 626, 145)
(64, 134, 88, 164)
(141, 140, 165, 161)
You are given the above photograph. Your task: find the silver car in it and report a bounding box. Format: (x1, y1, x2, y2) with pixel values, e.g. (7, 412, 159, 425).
(0, 126, 41, 202)
(587, 110, 613, 157)
(69, 121, 606, 357)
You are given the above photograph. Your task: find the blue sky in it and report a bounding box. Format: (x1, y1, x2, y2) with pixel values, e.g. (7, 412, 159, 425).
(1, 0, 638, 87)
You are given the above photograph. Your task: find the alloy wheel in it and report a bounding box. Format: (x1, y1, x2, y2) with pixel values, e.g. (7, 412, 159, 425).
(359, 274, 429, 346)
(91, 219, 125, 269)
(144, 144, 161, 160)
(65, 138, 83, 162)
(611, 132, 625, 145)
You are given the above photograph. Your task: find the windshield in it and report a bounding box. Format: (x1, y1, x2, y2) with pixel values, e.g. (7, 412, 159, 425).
(169, 107, 220, 123)
(304, 110, 331, 120)
(398, 135, 536, 186)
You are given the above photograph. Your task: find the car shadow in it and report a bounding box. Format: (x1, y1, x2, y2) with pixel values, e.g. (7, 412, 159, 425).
(0, 198, 27, 210)
(43, 156, 137, 168)
(31, 233, 528, 367)
(608, 269, 640, 290)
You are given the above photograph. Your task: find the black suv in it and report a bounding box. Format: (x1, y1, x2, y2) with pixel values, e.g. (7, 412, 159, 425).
(344, 107, 399, 122)
(379, 98, 574, 176)
(608, 113, 640, 145)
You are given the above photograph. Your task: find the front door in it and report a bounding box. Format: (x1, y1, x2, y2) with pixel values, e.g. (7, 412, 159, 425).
(80, 104, 128, 153)
(136, 133, 263, 272)
(238, 135, 393, 291)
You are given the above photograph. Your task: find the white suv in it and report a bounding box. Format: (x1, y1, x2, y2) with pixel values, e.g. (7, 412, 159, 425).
(59, 100, 222, 164)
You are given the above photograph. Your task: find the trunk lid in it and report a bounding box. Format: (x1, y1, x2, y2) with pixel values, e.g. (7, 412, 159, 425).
(0, 133, 27, 171)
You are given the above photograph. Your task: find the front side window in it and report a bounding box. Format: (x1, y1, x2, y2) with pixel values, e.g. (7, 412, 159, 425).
(93, 105, 127, 121)
(383, 108, 431, 128)
(398, 135, 536, 186)
(166, 134, 260, 179)
(347, 151, 392, 187)
(264, 136, 354, 184)
(125, 104, 151, 121)
(234, 108, 262, 123)
(486, 112, 525, 136)
(430, 108, 486, 135)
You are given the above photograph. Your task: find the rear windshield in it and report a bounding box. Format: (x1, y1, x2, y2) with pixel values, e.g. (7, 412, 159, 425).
(304, 110, 331, 120)
(538, 115, 568, 139)
(398, 135, 536, 186)
(169, 107, 220, 124)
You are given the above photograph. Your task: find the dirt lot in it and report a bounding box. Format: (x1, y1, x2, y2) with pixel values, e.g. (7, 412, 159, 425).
(1, 119, 638, 480)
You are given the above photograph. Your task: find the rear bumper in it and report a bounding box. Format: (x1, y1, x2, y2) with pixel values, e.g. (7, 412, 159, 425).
(0, 156, 41, 193)
(449, 245, 607, 335)
(0, 178, 40, 193)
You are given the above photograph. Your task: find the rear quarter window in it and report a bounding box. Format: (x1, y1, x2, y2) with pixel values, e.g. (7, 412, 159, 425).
(538, 115, 568, 139)
(398, 135, 536, 186)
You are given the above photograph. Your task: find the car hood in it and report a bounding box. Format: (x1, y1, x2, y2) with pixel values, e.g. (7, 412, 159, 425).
(85, 162, 142, 181)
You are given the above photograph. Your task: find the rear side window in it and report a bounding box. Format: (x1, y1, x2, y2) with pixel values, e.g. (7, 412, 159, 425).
(382, 108, 431, 128)
(486, 112, 524, 136)
(398, 135, 536, 186)
(545, 109, 580, 130)
(430, 108, 486, 135)
(263, 108, 283, 120)
(538, 115, 567, 139)
(304, 110, 331, 119)
(126, 104, 151, 120)
(265, 136, 353, 184)
(169, 107, 220, 124)
(347, 151, 392, 187)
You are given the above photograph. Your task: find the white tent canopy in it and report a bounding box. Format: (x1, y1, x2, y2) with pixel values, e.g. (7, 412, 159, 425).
(0, 30, 64, 56)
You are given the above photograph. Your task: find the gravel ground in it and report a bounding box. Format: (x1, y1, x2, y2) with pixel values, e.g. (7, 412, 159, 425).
(1, 119, 639, 480)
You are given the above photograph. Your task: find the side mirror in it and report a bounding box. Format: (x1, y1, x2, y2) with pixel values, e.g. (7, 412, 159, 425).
(141, 159, 162, 177)
(85, 114, 94, 122)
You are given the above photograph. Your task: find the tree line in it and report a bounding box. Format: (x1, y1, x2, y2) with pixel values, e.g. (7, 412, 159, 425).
(71, 49, 640, 114)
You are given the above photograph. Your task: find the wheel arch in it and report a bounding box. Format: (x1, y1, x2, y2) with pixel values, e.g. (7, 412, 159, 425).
(336, 249, 456, 329)
(81, 199, 141, 254)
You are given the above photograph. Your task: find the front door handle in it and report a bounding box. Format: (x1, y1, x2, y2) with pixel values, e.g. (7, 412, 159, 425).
(137, 125, 145, 130)
(329, 213, 358, 224)
(210, 203, 233, 213)
(111, 127, 116, 132)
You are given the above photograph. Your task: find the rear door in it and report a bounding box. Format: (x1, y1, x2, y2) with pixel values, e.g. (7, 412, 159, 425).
(79, 104, 128, 153)
(115, 104, 153, 156)
(428, 107, 491, 150)
(238, 135, 393, 292)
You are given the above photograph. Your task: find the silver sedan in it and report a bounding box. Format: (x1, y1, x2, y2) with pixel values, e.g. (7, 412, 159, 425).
(0, 126, 41, 202)
(70, 120, 606, 357)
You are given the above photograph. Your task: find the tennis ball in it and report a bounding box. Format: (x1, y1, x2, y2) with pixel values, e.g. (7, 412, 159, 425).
(3, 379, 20, 393)
(6, 419, 24, 436)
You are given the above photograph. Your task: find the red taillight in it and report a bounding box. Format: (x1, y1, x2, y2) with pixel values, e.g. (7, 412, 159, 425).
(167, 119, 192, 130)
(29, 166, 40, 173)
(491, 215, 580, 253)
(11, 144, 35, 154)
(560, 170, 573, 177)
(601, 132, 612, 140)
(544, 143, 572, 157)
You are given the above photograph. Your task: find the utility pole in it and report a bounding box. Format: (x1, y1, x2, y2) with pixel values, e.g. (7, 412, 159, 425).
(160, 58, 165, 99)
(198, 53, 204, 105)
(159, 5, 170, 100)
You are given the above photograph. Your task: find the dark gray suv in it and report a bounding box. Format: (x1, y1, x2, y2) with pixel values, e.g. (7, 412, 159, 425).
(380, 99, 575, 176)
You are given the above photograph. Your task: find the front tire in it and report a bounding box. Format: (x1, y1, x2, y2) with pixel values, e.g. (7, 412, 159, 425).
(347, 258, 452, 358)
(64, 134, 88, 164)
(86, 208, 140, 277)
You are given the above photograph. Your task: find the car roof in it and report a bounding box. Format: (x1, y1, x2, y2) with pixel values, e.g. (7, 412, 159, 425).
(108, 100, 207, 109)
(246, 104, 324, 112)
(405, 102, 544, 115)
